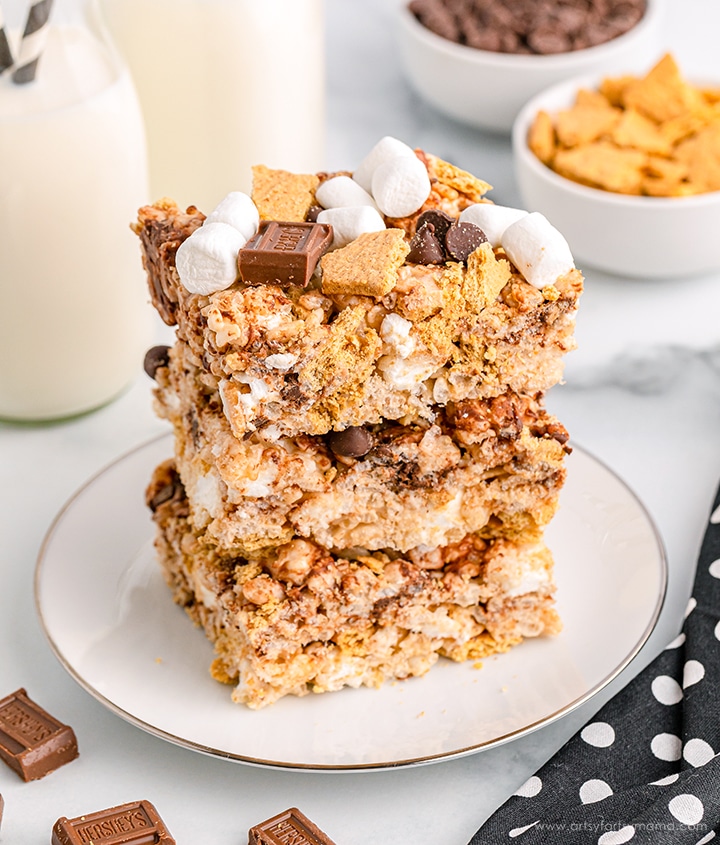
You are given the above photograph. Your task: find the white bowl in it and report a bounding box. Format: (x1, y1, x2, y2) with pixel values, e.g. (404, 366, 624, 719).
(395, 0, 663, 133)
(512, 74, 720, 279)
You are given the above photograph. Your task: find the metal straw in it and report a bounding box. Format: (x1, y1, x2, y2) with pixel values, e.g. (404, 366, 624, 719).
(12, 0, 53, 84)
(0, 3, 15, 75)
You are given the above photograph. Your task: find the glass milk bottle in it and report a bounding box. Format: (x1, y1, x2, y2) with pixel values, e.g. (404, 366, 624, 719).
(100, 0, 325, 213)
(0, 0, 151, 421)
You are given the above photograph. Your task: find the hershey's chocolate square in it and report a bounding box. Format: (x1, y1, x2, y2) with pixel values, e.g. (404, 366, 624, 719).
(249, 807, 337, 845)
(238, 221, 333, 287)
(52, 800, 175, 845)
(0, 688, 78, 781)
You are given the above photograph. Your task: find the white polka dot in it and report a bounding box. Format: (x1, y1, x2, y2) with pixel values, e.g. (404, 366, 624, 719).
(683, 660, 706, 688)
(651, 773, 680, 786)
(651, 675, 683, 705)
(684, 738, 715, 767)
(710, 504, 720, 524)
(509, 821, 539, 837)
(715, 620, 720, 642)
(580, 779, 613, 804)
(696, 832, 716, 845)
(651, 733, 682, 761)
(710, 559, 720, 578)
(665, 632, 686, 649)
(669, 794, 704, 826)
(514, 776, 542, 798)
(685, 597, 697, 618)
(598, 825, 635, 844)
(582, 722, 616, 748)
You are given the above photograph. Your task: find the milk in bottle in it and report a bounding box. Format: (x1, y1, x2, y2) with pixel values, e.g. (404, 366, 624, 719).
(100, 0, 325, 212)
(0, 0, 151, 421)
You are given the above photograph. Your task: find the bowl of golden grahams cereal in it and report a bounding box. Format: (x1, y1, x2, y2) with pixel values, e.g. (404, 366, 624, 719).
(397, 0, 662, 133)
(513, 54, 720, 278)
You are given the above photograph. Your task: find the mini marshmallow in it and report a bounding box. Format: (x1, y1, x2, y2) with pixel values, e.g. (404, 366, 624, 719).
(500, 212, 575, 289)
(458, 203, 528, 247)
(316, 206, 386, 249)
(315, 175, 378, 211)
(205, 191, 259, 241)
(371, 155, 431, 219)
(175, 222, 246, 295)
(352, 135, 417, 193)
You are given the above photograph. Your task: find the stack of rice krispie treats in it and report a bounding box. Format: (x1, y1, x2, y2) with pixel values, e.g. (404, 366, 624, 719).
(134, 137, 582, 709)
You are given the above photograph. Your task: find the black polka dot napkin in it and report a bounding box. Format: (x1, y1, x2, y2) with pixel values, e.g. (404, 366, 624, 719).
(470, 486, 720, 845)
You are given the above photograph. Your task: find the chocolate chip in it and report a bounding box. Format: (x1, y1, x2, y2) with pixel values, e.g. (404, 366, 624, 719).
(328, 427, 374, 459)
(464, 25, 504, 51)
(527, 27, 573, 54)
(416, 208, 455, 243)
(306, 205, 323, 223)
(444, 220, 487, 262)
(407, 221, 446, 265)
(143, 345, 171, 379)
(148, 483, 176, 511)
(410, 0, 646, 55)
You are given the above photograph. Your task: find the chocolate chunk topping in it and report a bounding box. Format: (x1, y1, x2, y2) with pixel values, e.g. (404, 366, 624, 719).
(406, 213, 487, 266)
(143, 345, 171, 380)
(328, 426, 374, 458)
(407, 221, 446, 265)
(52, 800, 175, 845)
(249, 808, 337, 845)
(0, 688, 78, 781)
(305, 205, 323, 223)
(238, 221, 333, 287)
(444, 220, 487, 262)
(416, 208, 455, 243)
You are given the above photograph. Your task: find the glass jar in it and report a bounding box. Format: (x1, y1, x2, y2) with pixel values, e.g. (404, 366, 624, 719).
(100, 0, 326, 213)
(0, 0, 151, 421)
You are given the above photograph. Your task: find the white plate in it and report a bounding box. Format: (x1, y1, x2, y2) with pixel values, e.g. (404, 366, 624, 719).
(35, 434, 666, 772)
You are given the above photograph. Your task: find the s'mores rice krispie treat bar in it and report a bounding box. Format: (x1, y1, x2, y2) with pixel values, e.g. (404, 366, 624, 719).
(135, 137, 582, 708)
(150, 338, 569, 556)
(134, 139, 582, 442)
(147, 461, 561, 709)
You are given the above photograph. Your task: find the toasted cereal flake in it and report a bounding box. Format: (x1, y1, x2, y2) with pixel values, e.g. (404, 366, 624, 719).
(641, 176, 694, 197)
(529, 55, 720, 197)
(320, 229, 410, 297)
(611, 108, 673, 156)
(528, 110, 556, 166)
(701, 87, 720, 105)
(661, 105, 720, 145)
(251, 165, 319, 222)
(554, 141, 647, 194)
(574, 88, 613, 110)
(555, 103, 621, 148)
(674, 122, 720, 192)
(424, 152, 492, 202)
(641, 155, 691, 195)
(622, 54, 703, 124)
(643, 155, 688, 183)
(599, 74, 636, 108)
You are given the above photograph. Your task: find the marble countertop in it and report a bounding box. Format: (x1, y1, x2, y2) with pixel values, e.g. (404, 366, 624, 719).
(2, 1, 720, 842)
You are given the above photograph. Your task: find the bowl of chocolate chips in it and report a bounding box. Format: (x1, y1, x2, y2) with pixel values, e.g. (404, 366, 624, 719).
(396, 0, 662, 133)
